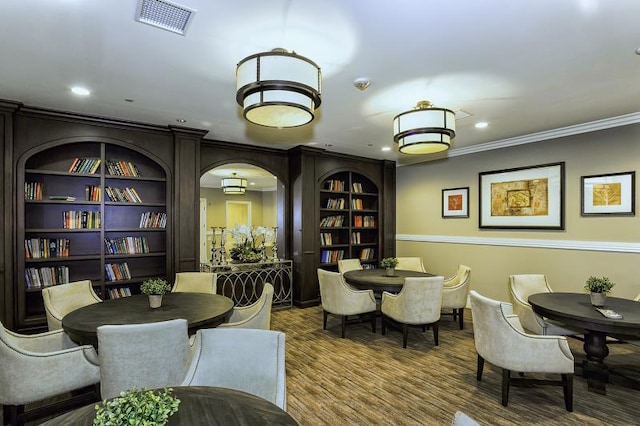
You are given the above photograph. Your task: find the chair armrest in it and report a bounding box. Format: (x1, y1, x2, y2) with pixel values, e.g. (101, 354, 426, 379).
(5, 328, 79, 352)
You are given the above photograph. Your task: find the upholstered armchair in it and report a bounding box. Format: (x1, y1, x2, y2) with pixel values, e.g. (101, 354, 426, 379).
(317, 268, 377, 338)
(219, 283, 274, 330)
(172, 272, 217, 294)
(381, 276, 444, 348)
(181, 328, 287, 410)
(442, 265, 472, 330)
(41, 279, 102, 331)
(0, 321, 100, 425)
(508, 274, 579, 336)
(469, 291, 574, 411)
(97, 319, 192, 400)
(395, 257, 426, 273)
(338, 258, 363, 274)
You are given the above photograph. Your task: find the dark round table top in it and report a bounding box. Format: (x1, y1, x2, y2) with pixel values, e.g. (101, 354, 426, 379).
(62, 293, 234, 348)
(40, 386, 298, 425)
(343, 269, 434, 293)
(529, 292, 640, 339)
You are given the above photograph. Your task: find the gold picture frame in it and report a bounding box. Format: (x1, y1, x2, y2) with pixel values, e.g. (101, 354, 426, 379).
(581, 171, 635, 216)
(479, 162, 565, 229)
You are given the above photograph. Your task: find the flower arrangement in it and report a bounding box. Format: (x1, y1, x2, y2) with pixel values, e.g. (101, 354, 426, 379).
(380, 257, 399, 269)
(93, 387, 180, 426)
(229, 224, 274, 263)
(140, 278, 171, 295)
(584, 276, 615, 294)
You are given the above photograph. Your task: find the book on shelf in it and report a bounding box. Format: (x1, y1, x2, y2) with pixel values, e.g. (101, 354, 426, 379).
(104, 262, 131, 282)
(106, 160, 142, 177)
(24, 265, 69, 288)
(319, 215, 345, 228)
(104, 236, 150, 254)
(62, 210, 101, 229)
(352, 182, 364, 193)
(353, 215, 376, 228)
(105, 186, 142, 203)
(325, 198, 345, 209)
(49, 195, 76, 201)
(139, 211, 166, 228)
(25, 182, 43, 200)
(320, 249, 345, 264)
(25, 238, 70, 259)
(359, 248, 375, 261)
(320, 232, 333, 246)
(68, 158, 101, 174)
(351, 231, 361, 244)
(325, 179, 345, 191)
(351, 198, 364, 210)
(109, 286, 132, 299)
(85, 185, 101, 201)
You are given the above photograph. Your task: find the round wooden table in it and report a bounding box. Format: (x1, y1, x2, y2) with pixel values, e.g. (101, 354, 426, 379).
(343, 269, 434, 293)
(40, 386, 298, 425)
(62, 293, 234, 348)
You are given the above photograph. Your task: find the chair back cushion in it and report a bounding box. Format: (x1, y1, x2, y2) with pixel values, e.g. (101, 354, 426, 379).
(42, 280, 101, 330)
(172, 272, 217, 294)
(508, 274, 551, 334)
(442, 265, 471, 309)
(220, 283, 274, 329)
(337, 259, 363, 274)
(383, 276, 444, 324)
(317, 269, 376, 315)
(395, 257, 426, 272)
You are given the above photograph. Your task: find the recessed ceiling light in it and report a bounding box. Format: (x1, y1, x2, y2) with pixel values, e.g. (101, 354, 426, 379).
(636, 47, 640, 55)
(176, 118, 187, 123)
(125, 98, 134, 103)
(475, 122, 488, 129)
(71, 87, 90, 96)
(381, 147, 391, 152)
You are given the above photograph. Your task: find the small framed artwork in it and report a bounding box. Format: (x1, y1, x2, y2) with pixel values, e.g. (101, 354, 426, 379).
(442, 187, 469, 218)
(581, 171, 635, 216)
(479, 162, 565, 229)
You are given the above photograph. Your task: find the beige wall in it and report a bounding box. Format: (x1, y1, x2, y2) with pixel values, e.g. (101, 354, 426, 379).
(396, 123, 640, 302)
(200, 187, 276, 228)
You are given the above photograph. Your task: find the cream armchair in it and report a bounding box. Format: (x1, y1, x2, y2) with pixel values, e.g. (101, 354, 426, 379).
(172, 272, 217, 294)
(442, 265, 471, 330)
(509, 274, 579, 336)
(381, 276, 444, 348)
(42, 279, 102, 331)
(338, 259, 363, 274)
(317, 268, 377, 338)
(181, 328, 287, 410)
(0, 321, 100, 425)
(97, 319, 192, 400)
(395, 257, 426, 273)
(219, 283, 274, 329)
(469, 291, 574, 411)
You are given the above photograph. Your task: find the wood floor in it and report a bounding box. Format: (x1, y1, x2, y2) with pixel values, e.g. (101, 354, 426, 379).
(273, 306, 640, 426)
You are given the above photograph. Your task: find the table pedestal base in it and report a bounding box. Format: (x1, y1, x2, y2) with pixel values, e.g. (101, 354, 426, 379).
(581, 331, 610, 394)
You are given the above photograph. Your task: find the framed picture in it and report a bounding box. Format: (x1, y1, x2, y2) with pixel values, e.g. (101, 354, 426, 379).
(479, 162, 565, 229)
(442, 187, 469, 218)
(581, 171, 635, 216)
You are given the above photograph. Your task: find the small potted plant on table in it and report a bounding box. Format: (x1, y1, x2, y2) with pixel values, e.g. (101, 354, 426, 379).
(94, 387, 180, 425)
(380, 257, 399, 277)
(140, 277, 171, 308)
(584, 275, 615, 307)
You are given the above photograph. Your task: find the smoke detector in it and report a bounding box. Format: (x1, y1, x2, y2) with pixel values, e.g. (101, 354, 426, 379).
(135, 0, 196, 36)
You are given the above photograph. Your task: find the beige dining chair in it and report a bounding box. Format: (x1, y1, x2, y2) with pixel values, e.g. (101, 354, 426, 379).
(219, 283, 274, 330)
(172, 272, 217, 294)
(41, 279, 102, 331)
(395, 257, 426, 273)
(442, 265, 472, 330)
(470, 290, 574, 411)
(337, 259, 363, 274)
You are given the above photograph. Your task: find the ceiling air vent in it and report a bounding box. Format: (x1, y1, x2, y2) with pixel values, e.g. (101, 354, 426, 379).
(135, 0, 196, 36)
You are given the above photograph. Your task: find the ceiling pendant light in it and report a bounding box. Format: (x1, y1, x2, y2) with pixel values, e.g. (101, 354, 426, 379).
(221, 173, 247, 195)
(236, 48, 322, 128)
(393, 100, 456, 154)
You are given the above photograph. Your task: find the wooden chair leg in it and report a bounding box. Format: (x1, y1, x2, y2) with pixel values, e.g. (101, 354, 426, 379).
(323, 310, 328, 330)
(370, 312, 376, 333)
(562, 373, 574, 412)
(3, 404, 23, 426)
(457, 308, 464, 330)
(402, 323, 409, 348)
(381, 316, 387, 335)
(476, 354, 485, 381)
(341, 315, 347, 338)
(432, 321, 439, 346)
(501, 369, 511, 407)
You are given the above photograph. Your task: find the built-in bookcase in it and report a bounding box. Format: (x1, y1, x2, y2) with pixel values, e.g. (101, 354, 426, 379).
(17, 142, 169, 330)
(319, 171, 379, 269)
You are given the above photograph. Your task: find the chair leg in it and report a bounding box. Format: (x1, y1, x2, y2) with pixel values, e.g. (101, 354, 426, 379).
(476, 354, 485, 381)
(3, 404, 23, 426)
(370, 312, 376, 333)
(501, 369, 511, 407)
(341, 315, 347, 338)
(402, 323, 409, 348)
(323, 310, 328, 330)
(562, 373, 574, 412)
(432, 321, 439, 346)
(381, 316, 387, 335)
(457, 308, 464, 330)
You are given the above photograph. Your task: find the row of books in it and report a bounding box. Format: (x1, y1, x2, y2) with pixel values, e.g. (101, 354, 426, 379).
(320, 232, 335, 246)
(108, 287, 132, 299)
(106, 160, 142, 177)
(25, 182, 43, 200)
(25, 266, 69, 288)
(353, 215, 376, 228)
(320, 249, 345, 264)
(104, 236, 150, 255)
(351, 232, 363, 244)
(324, 179, 345, 191)
(362, 263, 376, 269)
(85, 185, 101, 201)
(325, 198, 345, 209)
(69, 158, 101, 174)
(352, 182, 365, 193)
(139, 212, 167, 229)
(25, 238, 70, 259)
(105, 262, 131, 282)
(359, 248, 375, 261)
(105, 186, 142, 203)
(352, 198, 366, 210)
(62, 211, 101, 229)
(319, 215, 345, 228)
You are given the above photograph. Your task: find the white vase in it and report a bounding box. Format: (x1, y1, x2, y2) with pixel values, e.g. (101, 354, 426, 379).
(148, 294, 163, 309)
(385, 268, 395, 277)
(590, 292, 606, 307)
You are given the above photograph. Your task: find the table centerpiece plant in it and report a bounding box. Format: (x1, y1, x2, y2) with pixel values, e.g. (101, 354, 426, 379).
(584, 275, 615, 307)
(93, 387, 180, 426)
(380, 257, 399, 277)
(140, 277, 171, 308)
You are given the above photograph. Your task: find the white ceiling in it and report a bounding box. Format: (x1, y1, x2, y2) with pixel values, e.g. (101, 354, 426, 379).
(1, 0, 639, 167)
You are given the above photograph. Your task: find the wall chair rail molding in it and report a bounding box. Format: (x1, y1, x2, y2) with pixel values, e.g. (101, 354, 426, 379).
(396, 234, 640, 254)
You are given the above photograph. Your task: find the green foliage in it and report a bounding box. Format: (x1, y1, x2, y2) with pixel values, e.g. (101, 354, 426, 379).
(229, 245, 263, 263)
(140, 278, 171, 295)
(584, 276, 615, 294)
(93, 387, 180, 426)
(380, 257, 399, 268)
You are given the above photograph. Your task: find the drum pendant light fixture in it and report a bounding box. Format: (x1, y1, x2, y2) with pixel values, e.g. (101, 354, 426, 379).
(236, 48, 322, 128)
(221, 173, 247, 195)
(393, 101, 456, 154)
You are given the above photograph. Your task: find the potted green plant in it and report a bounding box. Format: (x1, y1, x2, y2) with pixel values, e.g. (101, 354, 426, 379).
(380, 257, 399, 277)
(140, 277, 171, 308)
(584, 275, 615, 307)
(94, 387, 180, 426)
